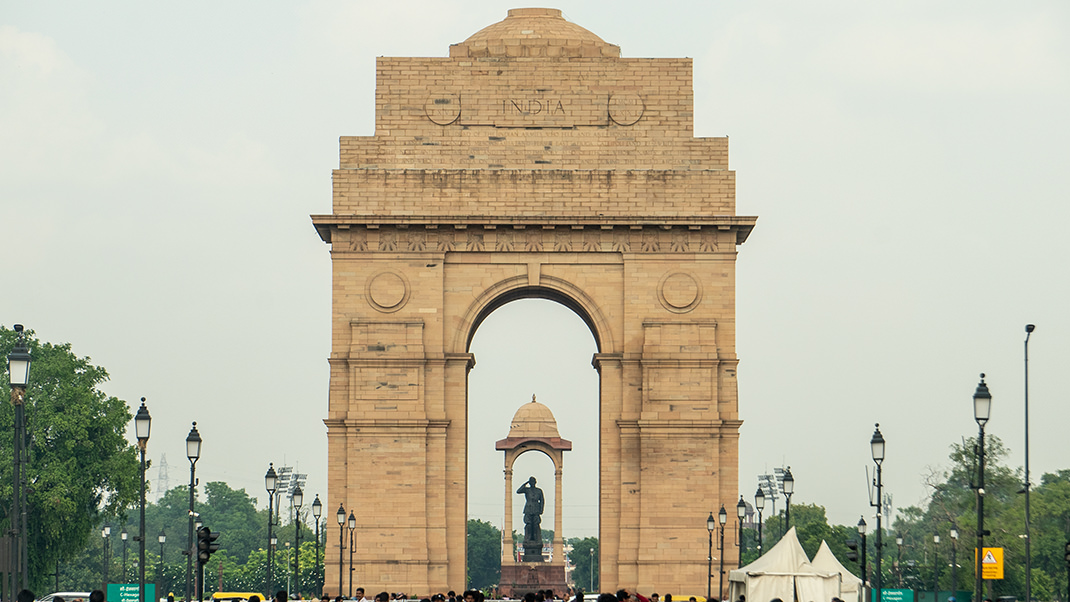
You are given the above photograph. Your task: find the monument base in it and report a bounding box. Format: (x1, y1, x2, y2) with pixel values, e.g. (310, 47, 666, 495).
(500, 563, 569, 598)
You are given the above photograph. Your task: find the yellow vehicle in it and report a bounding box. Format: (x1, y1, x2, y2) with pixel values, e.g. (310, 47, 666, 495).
(211, 593, 266, 602)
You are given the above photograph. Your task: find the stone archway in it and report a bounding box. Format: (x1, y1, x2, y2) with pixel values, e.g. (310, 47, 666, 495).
(313, 8, 756, 595)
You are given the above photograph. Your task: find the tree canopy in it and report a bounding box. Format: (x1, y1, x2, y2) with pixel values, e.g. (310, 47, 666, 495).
(1, 326, 140, 588)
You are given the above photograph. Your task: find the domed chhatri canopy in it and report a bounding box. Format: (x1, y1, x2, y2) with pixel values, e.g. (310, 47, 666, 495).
(497, 395, 573, 450)
(449, 8, 621, 59)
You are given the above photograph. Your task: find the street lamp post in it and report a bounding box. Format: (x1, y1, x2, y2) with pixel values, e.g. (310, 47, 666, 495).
(858, 518, 868, 602)
(589, 546, 595, 592)
(1023, 324, 1035, 602)
(706, 512, 715, 602)
(185, 422, 202, 602)
(718, 505, 728, 601)
(158, 530, 166, 596)
(871, 424, 886, 602)
(754, 487, 765, 557)
(7, 324, 31, 592)
(933, 535, 941, 602)
(973, 375, 992, 602)
(292, 486, 304, 597)
(122, 528, 129, 582)
(135, 399, 151, 602)
(265, 464, 278, 594)
(312, 495, 322, 597)
(347, 511, 356, 597)
(736, 496, 747, 563)
(952, 526, 962, 596)
(336, 505, 346, 598)
(896, 533, 904, 588)
(103, 525, 112, 586)
(782, 467, 795, 534)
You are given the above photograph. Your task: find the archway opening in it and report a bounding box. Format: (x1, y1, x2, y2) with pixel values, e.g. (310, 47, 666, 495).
(466, 298, 600, 550)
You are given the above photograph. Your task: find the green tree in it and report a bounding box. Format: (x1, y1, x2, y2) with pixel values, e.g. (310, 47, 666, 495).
(467, 519, 501, 589)
(0, 326, 140, 589)
(567, 537, 598, 593)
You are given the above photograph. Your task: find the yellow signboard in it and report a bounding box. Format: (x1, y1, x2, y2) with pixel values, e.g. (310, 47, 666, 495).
(976, 547, 1004, 579)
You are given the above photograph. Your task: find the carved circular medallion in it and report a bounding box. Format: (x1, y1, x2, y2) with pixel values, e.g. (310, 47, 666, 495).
(425, 93, 461, 125)
(608, 93, 644, 126)
(367, 271, 409, 313)
(658, 272, 701, 313)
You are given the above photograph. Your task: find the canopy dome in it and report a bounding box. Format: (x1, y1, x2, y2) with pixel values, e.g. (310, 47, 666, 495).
(449, 8, 621, 58)
(507, 395, 562, 438)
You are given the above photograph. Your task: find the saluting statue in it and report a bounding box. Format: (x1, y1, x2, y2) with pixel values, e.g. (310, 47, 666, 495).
(517, 476, 544, 543)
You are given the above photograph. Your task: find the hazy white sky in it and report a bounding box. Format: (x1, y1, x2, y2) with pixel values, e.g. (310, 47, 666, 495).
(3, 1, 1069, 541)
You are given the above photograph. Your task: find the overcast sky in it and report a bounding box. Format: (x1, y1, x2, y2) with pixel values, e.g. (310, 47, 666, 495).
(3, 1, 1068, 542)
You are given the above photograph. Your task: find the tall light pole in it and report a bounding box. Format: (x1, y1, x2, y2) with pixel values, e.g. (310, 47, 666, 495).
(135, 398, 151, 602)
(158, 530, 166, 596)
(718, 505, 728, 601)
(973, 375, 992, 602)
(736, 496, 747, 564)
(7, 324, 31, 592)
(871, 424, 886, 602)
(1024, 324, 1035, 602)
(706, 512, 715, 602)
(782, 467, 795, 534)
(933, 534, 940, 602)
(312, 495, 322, 597)
(185, 422, 202, 602)
(896, 533, 904, 588)
(292, 485, 304, 597)
(336, 504, 346, 598)
(950, 527, 958, 596)
(754, 487, 765, 557)
(265, 464, 278, 594)
(347, 511, 356, 597)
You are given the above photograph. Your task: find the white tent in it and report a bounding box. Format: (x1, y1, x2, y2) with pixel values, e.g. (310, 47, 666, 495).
(728, 527, 841, 602)
(811, 541, 863, 602)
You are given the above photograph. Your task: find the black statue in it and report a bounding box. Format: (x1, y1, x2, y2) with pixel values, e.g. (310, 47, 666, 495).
(517, 476, 544, 543)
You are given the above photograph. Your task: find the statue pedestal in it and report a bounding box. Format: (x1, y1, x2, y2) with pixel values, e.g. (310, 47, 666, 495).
(499, 563, 568, 598)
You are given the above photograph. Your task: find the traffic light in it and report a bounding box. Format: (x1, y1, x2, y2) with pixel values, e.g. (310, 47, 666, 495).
(1064, 540, 1070, 565)
(846, 539, 859, 563)
(197, 526, 220, 565)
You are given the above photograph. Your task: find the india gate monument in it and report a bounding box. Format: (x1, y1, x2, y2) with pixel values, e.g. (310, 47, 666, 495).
(313, 7, 756, 595)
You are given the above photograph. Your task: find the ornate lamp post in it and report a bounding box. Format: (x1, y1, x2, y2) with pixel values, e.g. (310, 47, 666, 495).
(312, 495, 323, 597)
(973, 375, 992, 602)
(871, 424, 886, 602)
(858, 517, 868, 599)
(736, 496, 747, 562)
(336, 504, 346, 597)
(347, 511, 356, 597)
(754, 487, 766, 557)
(103, 525, 112, 585)
(782, 467, 795, 533)
(718, 505, 728, 601)
(135, 399, 151, 602)
(185, 422, 202, 602)
(265, 463, 278, 594)
(292, 486, 304, 597)
(706, 512, 715, 601)
(122, 527, 129, 581)
(7, 324, 31, 591)
(158, 530, 166, 595)
(933, 534, 941, 602)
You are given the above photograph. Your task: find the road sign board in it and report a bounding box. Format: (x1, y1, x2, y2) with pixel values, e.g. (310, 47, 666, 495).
(107, 583, 157, 602)
(976, 547, 1004, 580)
